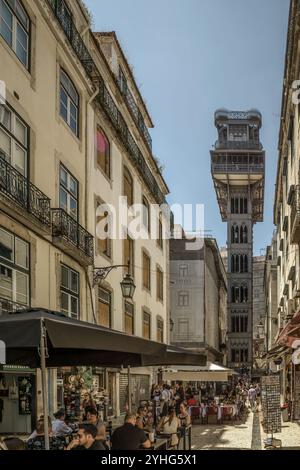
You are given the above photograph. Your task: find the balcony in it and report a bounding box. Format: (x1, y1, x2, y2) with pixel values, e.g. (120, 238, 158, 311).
(291, 185, 300, 244)
(0, 152, 51, 232)
(117, 78, 152, 150)
(51, 209, 94, 266)
(215, 140, 263, 151)
(47, 0, 165, 207)
(0, 298, 28, 315)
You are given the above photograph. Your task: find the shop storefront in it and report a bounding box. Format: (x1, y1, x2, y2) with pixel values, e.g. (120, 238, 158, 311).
(56, 367, 115, 422)
(119, 371, 151, 413)
(0, 365, 36, 435)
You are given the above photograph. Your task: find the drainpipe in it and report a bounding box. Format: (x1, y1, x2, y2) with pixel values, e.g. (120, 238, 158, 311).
(85, 87, 99, 324)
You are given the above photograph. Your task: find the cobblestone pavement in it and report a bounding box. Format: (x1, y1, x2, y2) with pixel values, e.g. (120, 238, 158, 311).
(191, 412, 258, 450)
(190, 412, 300, 450)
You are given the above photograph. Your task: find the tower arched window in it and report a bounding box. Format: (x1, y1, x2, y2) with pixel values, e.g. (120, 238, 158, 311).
(240, 224, 248, 243)
(241, 284, 248, 302)
(231, 224, 239, 243)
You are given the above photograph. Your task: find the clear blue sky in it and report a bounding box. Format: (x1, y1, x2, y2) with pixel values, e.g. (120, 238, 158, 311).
(85, 0, 290, 255)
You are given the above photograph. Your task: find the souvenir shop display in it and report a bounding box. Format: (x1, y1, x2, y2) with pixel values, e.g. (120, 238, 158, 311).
(261, 375, 281, 434)
(18, 376, 33, 415)
(0, 375, 8, 397)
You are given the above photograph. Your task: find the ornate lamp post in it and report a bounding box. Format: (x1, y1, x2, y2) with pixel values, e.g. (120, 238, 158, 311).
(93, 263, 135, 300)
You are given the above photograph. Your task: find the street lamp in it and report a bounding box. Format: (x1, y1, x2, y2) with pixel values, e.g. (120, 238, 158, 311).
(94, 263, 135, 300)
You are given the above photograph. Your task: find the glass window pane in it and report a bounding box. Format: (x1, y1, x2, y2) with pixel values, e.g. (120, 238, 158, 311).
(0, 127, 11, 156)
(70, 116, 77, 134)
(70, 296, 78, 319)
(0, 105, 11, 130)
(0, 228, 13, 261)
(70, 270, 78, 293)
(0, 1, 13, 46)
(61, 291, 69, 313)
(15, 116, 26, 146)
(0, 264, 13, 300)
(15, 271, 28, 304)
(69, 176, 77, 197)
(59, 188, 68, 212)
(16, 23, 28, 66)
(16, 0, 29, 30)
(60, 166, 68, 186)
(60, 89, 68, 122)
(69, 197, 77, 220)
(61, 265, 69, 289)
(15, 237, 28, 268)
(14, 144, 26, 175)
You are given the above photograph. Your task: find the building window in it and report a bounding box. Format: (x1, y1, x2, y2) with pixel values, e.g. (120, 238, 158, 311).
(0, 227, 29, 306)
(0, 103, 28, 176)
(142, 196, 150, 234)
(123, 166, 133, 206)
(142, 310, 151, 340)
(178, 319, 189, 339)
(231, 254, 248, 273)
(157, 318, 164, 343)
(96, 204, 111, 258)
(0, 0, 30, 68)
(240, 224, 248, 243)
(60, 264, 79, 319)
(124, 300, 134, 335)
(123, 236, 134, 277)
(230, 197, 247, 214)
(231, 315, 248, 333)
(157, 267, 163, 301)
(231, 224, 239, 243)
(231, 348, 248, 363)
(157, 213, 163, 249)
(231, 284, 248, 303)
(179, 265, 188, 277)
(178, 291, 189, 307)
(97, 287, 111, 328)
(142, 251, 151, 291)
(60, 69, 79, 136)
(96, 126, 110, 178)
(59, 165, 78, 220)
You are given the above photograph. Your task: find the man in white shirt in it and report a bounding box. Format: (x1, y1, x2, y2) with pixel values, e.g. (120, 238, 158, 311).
(52, 409, 73, 436)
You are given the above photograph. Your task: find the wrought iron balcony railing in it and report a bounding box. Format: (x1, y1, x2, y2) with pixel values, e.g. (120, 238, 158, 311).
(0, 151, 51, 226)
(117, 78, 152, 150)
(47, 0, 165, 206)
(0, 297, 28, 315)
(215, 140, 263, 150)
(51, 208, 94, 262)
(290, 184, 300, 244)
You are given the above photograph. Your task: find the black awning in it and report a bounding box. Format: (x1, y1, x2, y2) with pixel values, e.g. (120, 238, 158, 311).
(0, 309, 164, 368)
(0, 309, 206, 368)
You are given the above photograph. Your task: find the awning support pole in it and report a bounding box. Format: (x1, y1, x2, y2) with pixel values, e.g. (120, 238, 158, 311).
(40, 320, 49, 450)
(128, 365, 131, 413)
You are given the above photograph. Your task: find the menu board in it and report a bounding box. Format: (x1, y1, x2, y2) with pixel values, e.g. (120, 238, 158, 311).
(261, 375, 281, 434)
(18, 376, 33, 415)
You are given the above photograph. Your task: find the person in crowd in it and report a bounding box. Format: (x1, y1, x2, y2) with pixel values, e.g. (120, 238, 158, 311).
(52, 409, 73, 437)
(248, 384, 257, 412)
(187, 395, 197, 407)
(111, 413, 151, 450)
(178, 402, 191, 427)
(66, 423, 105, 450)
(2, 438, 25, 450)
(26, 418, 65, 450)
(157, 406, 180, 449)
(85, 408, 108, 449)
(136, 406, 153, 432)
